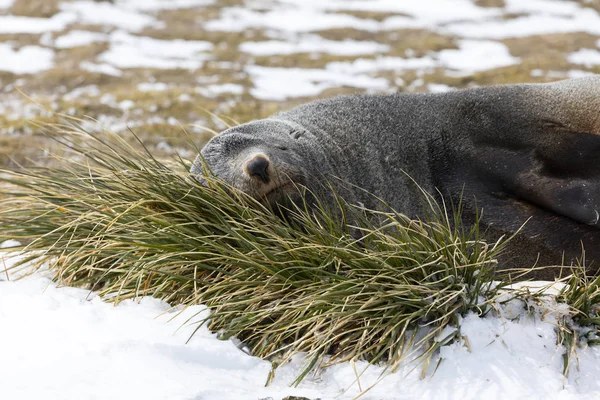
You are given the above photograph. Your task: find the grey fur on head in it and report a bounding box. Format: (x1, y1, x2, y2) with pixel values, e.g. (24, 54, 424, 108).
(192, 76, 600, 277)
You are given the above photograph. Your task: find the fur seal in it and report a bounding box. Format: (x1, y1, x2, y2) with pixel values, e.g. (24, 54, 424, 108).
(191, 77, 600, 276)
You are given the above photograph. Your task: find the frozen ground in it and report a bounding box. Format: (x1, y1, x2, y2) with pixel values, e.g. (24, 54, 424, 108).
(1, 0, 600, 399)
(2, 247, 600, 400)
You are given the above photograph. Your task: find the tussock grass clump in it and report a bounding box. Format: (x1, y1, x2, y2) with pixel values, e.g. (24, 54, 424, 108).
(555, 266, 600, 375)
(0, 121, 507, 382)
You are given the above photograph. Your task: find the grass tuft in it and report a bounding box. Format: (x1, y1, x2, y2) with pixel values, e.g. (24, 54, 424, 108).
(1, 119, 509, 383)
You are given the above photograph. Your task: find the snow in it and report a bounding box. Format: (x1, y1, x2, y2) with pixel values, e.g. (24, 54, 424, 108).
(428, 83, 454, 93)
(80, 61, 124, 77)
(0, 13, 76, 34)
(244, 40, 518, 100)
(207, 0, 600, 38)
(2, 245, 600, 399)
(116, 0, 215, 11)
(137, 82, 170, 92)
(59, 1, 158, 32)
(0, 44, 54, 74)
(240, 36, 389, 56)
(0, 0, 13, 8)
(568, 49, 600, 68)
(98, 31, 213, 70)
(327, 56, 436, 74)
(246, 65, 389, 100)
(445, 12, 600, 39)
(437, 40, 519, 73)
(54, 30, 109, 49)
(205, 8, 381, 33)
(196, 83, 245, 97)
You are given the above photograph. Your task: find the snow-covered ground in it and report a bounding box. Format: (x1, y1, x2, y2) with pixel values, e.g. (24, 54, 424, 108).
(2, 0, 600, 398)
(2, 247, 600, 400)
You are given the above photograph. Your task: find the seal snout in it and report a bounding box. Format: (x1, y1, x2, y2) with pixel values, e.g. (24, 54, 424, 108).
(246, 154, 270, 184)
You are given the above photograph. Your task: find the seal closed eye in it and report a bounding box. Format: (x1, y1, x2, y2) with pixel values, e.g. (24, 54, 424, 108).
(192, 76, 600, 277)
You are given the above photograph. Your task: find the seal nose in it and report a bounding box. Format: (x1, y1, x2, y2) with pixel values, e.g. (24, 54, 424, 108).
(246, 155, 270, 183)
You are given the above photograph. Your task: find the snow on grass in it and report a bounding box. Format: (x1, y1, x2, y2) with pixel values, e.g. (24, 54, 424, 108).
(137, 82, 170, 92)
(326, 56, 436, 74)
(116, 0, 215, 11)
(79, 61, 124, 77)
(59, 1, 158, 32)
(244, 40, 519, 100)
(0, 44, 54, 74)
(428, 83, 454, 93)
(445, 0, 600, 39)
(239, 35, 389, 56)
(568, 49, 600, 68)
(0, 13, 76, 34)
(240, 0, 499, 25)
(246, 64, 389, 100)
(437, 40, 519, 73)
(0, 0, 13, 8)
(445, 11, 600, 39)
(196, 83, 245, 97)
(207, 0, 600, 39)
(205, 7, 381, 33)
(318, 0, 500, 24)
(54, 30, 109, 49)
(97, 31, 212, 70)
(530, 69, 598, 80)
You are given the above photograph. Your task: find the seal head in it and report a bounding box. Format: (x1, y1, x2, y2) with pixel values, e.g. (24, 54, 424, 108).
(191, 119, 336, 211)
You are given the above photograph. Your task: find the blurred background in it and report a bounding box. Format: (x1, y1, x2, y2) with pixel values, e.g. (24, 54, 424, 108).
(0, 0, 599, 167)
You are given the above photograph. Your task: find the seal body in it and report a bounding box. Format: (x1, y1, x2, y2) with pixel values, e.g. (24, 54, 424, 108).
(192, 77, 600, 275)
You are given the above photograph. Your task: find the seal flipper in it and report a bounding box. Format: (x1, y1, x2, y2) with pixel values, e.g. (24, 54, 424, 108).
(464, 76, 600, 227)
(472, 129, 600, 227)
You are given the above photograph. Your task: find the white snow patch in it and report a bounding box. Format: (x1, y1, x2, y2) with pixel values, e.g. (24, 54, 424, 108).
(246, 64, 389, 100)
(445, 10, 600, 39)
(327, 56, 435, 74)
(80, 61, 124, 77)
(568, 49, 600, 68)
(503, 0, 583, 15)
(567, 70, 598, 79)
(98, 31, 212, 70)
(243, 0, 499, 25)
(428, 83, 454, 93)
(54, 30, 109, 49)
(0, 44, 54, 74)
(205, 7, 381, 33)
(213, 0, 600, 40)
(196, 83, 245, 97)
(240, 35, 389, 56)
(319, 0, 500, 24)
(0, 0, 13, 8)
(63, 85, 101, 101)
(437, 40, 519, 73)
(530, 69, 598, 80)
(0, 13, 76, 34)
(116, 0, 214, 11)
(60, 1, 157, 32)
(0, 240, 20, 249)
(246, 56, 439, 100)
(0, 276, 311, 400)
(137, 82, 170, 92)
